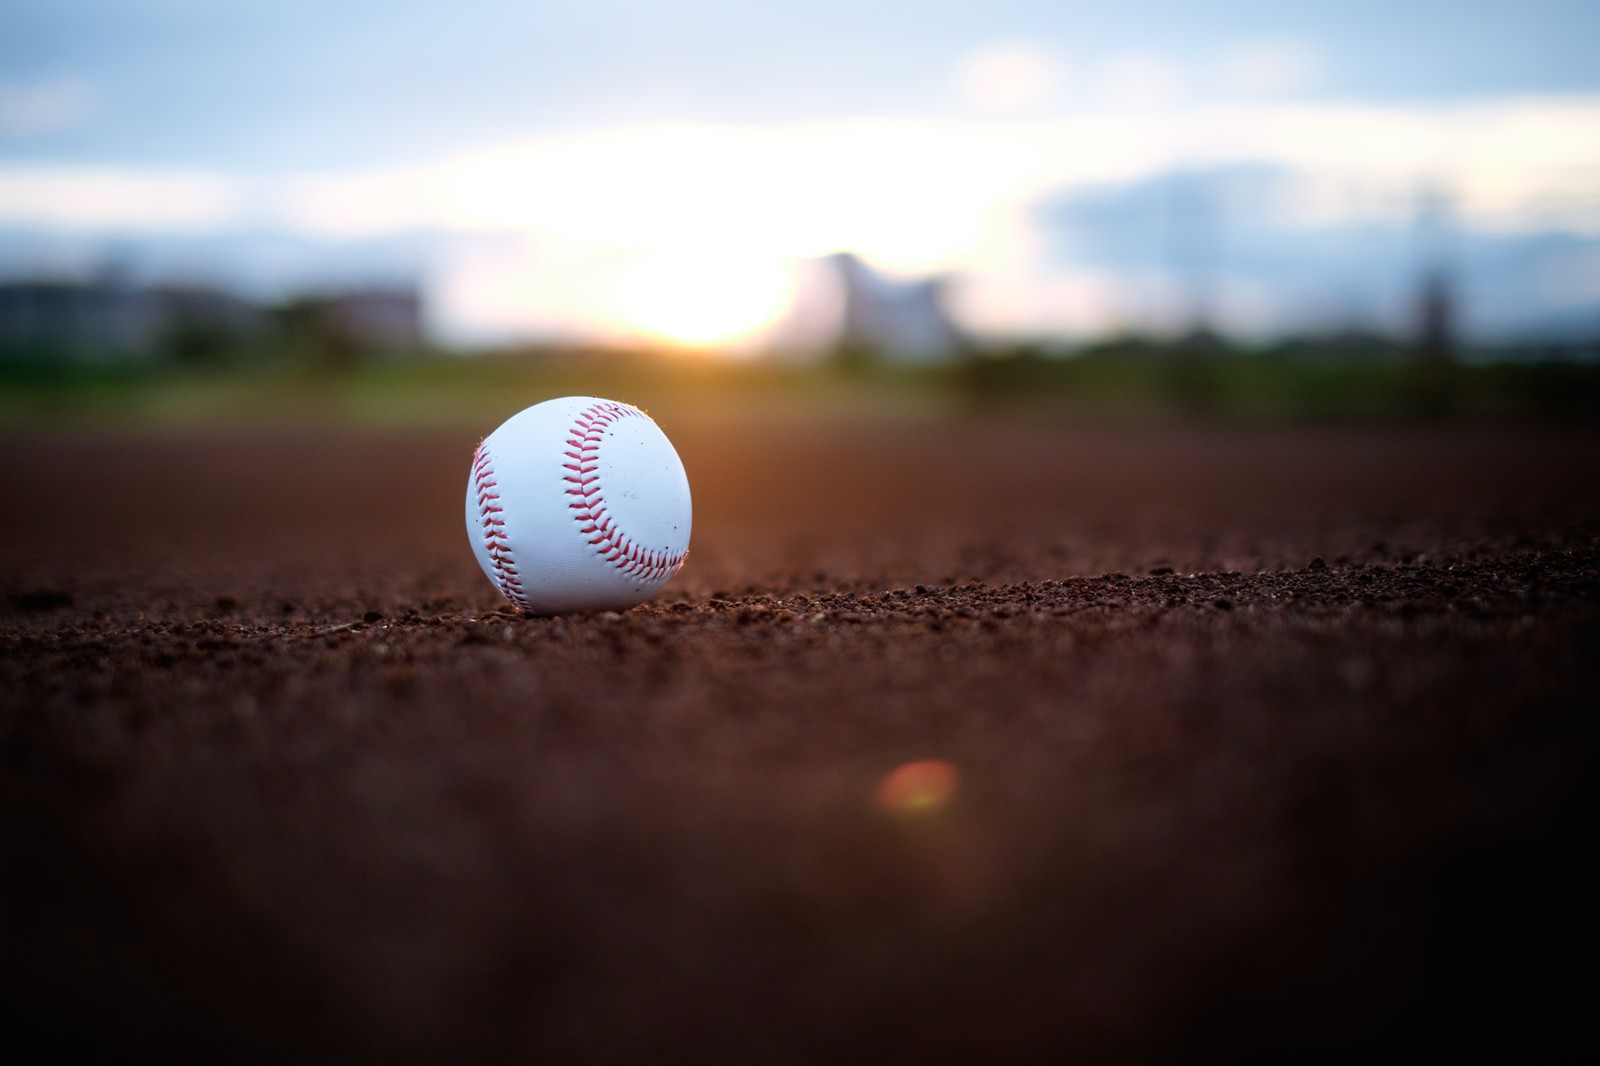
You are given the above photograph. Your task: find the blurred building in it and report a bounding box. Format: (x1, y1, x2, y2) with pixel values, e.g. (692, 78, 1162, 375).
(0, 273, 167, 361)
(271, 287, 426, 371)
(320, 288, 425, 352)
(0, 274, 422, 363)
(0, 272, 259, 362)
(825, 252, 966, 362)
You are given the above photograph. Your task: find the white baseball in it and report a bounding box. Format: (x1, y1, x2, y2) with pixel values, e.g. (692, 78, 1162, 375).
(467, 396, 692, 614)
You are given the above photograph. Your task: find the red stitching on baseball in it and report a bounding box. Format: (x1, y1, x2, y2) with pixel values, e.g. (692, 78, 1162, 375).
(472, 441, 531, 610)
(564, 402, 688, 584)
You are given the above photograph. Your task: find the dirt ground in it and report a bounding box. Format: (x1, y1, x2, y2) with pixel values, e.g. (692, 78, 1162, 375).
(2, 414, 1597, 1064)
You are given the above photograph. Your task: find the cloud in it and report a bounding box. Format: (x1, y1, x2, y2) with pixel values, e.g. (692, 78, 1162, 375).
(954, 41, 1066, 114)
(1035, 162, 1600, 339)
(4, 95, 1599, 341)
(0, 78, 96, 137)
(0, 166, 243, 231)
(7, 99, 1598, 248)
(270, 120, 1038, 273)
(1211, 40, 1321, 98)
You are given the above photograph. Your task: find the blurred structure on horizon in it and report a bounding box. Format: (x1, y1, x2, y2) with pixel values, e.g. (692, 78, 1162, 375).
(823, 252, 967, 363)
(0, 270, 423, 365)
(0, 267, 255, 363)
(3, 1, 1599, 359)
(1411, 186, 1458, 369)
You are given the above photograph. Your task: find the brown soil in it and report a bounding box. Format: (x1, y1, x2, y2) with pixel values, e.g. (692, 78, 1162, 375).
(2, 418, 1597, 1064)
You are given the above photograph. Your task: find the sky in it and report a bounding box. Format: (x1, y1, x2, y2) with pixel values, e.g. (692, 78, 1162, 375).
(2, 0, 1599, 348)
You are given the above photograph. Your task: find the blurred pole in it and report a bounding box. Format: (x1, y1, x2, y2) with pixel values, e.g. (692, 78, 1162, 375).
(1409, 182, 1459, 415)
(1164, 172, 1222, 336)
(1412, 184, 1457, 368)
(1164, 172, 1223, 414)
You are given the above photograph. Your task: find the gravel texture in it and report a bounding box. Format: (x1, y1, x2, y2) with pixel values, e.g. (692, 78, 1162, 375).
(2, 419, 1597, 1063)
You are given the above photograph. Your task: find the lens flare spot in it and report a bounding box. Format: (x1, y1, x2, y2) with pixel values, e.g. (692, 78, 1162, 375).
(875, 759, 959, 817)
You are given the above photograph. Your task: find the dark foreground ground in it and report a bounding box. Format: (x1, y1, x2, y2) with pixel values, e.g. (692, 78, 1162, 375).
(2, 415, 1597, 1064)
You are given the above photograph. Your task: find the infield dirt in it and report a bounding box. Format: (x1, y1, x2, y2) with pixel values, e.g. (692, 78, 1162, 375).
(2, 416, 1596, 1063)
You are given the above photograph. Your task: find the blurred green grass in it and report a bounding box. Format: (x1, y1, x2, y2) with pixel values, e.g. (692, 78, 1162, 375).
(2, 342, 1598, 431)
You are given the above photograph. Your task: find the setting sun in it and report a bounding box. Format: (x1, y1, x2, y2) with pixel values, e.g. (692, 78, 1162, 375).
(611, 250, 798, 350)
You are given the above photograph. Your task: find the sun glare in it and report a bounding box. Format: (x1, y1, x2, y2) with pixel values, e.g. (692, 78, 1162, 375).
(612, 251, 798, 350)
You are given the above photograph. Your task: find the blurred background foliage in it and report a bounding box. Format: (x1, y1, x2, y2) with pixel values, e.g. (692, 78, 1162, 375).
(4, 336, 1597, 430)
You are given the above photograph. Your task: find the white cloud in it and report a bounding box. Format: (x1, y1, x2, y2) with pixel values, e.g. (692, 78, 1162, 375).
(954, 41, 1066, 114)
(0, 79, 96, 137)
(4, 95, 1599, 340)
(1212, 40, 1321, 98)
(8, 101, 1598, 247)
(0, 166, 243, 230)
(271, 120, 1046, 274)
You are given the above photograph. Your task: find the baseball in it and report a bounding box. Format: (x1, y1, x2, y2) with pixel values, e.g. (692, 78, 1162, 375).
(467, 396, 692, 614)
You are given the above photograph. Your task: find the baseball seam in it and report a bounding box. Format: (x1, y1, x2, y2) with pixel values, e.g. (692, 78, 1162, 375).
(563, 401, 688, 584)
(471, 441, 531, 610)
